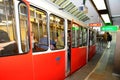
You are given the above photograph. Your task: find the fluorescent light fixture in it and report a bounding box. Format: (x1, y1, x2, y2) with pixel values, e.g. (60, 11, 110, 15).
(101, 14, 111, 23)
(92, 0, 106, 10)
(0, 0, 3, 2)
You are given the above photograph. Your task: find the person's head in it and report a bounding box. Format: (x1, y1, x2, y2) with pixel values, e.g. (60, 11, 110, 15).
(31, 32, 34, 36)
(106, 32, 109, 35)
(54, 37, 58, 42)
(43, 32, 47, 37)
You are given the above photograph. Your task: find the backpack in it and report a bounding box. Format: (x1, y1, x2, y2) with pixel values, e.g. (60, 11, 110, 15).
(107, 34, 112, 41)
(110, 35, 112, 41)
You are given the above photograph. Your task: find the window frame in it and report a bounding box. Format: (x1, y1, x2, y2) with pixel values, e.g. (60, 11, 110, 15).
(19, 2, 30, 53)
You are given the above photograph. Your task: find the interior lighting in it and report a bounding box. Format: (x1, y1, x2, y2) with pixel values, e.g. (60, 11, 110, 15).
(92, 0, 106, 10)
(0, 0, 3, 2)
(101, 14, 111, 23)
(50, 16, 54, 21)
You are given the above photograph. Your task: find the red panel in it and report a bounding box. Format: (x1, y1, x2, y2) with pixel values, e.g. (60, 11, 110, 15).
(33, 51, 65, 80)
(88, 45, 96, 60)
(0, 1, 34, 80)
(0, 52, 34, 80)
(71, 47, 87, 73)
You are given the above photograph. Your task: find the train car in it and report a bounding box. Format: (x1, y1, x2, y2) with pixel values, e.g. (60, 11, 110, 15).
(0, 0, 96, 80)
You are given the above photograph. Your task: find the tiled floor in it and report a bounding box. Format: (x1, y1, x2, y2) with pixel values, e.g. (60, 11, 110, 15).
(65, 43, 105, 80)
(65, 33, 120, 80)
(84, 33, 120, 80)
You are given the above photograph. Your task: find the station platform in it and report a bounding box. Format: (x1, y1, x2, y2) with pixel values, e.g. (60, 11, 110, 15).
(65, 33, 120, 80)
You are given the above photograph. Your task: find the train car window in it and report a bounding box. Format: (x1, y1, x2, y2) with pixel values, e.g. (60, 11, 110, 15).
(90, 31, 96, 45)
(0, 0, 19, 57)
(19, 3, 30, 53)
(30, 6, 48, 52)
(82, 28, 87, 46)
(90, 30, 93, 45)
(50, 14, 65, 50)
(78, 26, 83, 47)
(72, 24, 79, 48)
(67, 20, 71, 49)
(93, 31, 96, 45)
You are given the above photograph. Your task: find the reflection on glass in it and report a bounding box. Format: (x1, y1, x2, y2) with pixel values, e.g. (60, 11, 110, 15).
(30, 6, 48, 52)
(82, 28, 87, 46)
(50, 14, 65, 50)
(0, 0, 19, 57)
(72, 24, 80, 48)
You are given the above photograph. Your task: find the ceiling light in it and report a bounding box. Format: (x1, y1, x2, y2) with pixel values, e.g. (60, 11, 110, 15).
(0, 0, 2, 2)
(101, 14, 111, 23)
(92, 0, 106, 10)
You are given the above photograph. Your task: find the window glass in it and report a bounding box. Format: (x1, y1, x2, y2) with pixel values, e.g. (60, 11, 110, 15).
(72, 24, 79, 48)
(72, 29, 75, 47)
(93, 31, 96, 45)
(30, 6, 48, 52)
(19, 3, 30, 52)
(0, 0, 19, 57)
(78, 26, 83, 47)
(50, 14, 65, 50)
(82, 28, 87, 46)
(90, 31, 96, 45)
(67, 20, 71, 48)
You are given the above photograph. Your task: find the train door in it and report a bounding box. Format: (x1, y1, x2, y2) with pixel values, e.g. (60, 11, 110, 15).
(66, 20, 72, 75)
(0, 0, 34, 80)
(88, 29, 96, 60)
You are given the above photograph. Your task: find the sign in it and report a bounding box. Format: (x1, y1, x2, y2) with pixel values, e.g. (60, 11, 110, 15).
(72, 26, 79, 30)
(89, 23, 102, 27)
(101, 25, 118, 31)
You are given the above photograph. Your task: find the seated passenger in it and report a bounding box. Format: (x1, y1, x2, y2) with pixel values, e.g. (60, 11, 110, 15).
(38, 32, 48, 50)
(50, 38, 57, 50)
(0, 41, 15, 51)
(31, 32, 36, 49)
(0, 29, 16, 56)
(0, 47, 4, 51)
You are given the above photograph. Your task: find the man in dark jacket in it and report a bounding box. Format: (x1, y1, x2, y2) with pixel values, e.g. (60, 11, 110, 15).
(107, 32, 112, 48)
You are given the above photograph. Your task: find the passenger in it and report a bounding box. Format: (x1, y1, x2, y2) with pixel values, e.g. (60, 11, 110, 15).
(0, 41, 15, 51)
(103, 32, 107, 43)
(0, 29, 16, 55)
(106, 32, 112, 48)
(31, 32, 36, 49)
(0, 47, 4, 51)
(0, 29, 10, 42)
(50, 38, 57, 50)
(57, 32, 64, 47)
(38, 32, 48, 50)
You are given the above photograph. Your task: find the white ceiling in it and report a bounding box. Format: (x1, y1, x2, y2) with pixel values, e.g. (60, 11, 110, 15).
(108, 0, 120, 26)
(70, 0, 102, 23)
(108, 0, 120, 17)
(70, 0, 120, 26)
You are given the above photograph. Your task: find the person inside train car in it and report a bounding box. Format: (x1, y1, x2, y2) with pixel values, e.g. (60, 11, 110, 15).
(106, 32, 112, 48)
(50, 37, 58, 50)
(0, 41, 15, 51)
(38, 32, 48, 50)
(0, 29, 16, 56)
(57, 31, 65, 47)
(31, 31, 36, 49)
